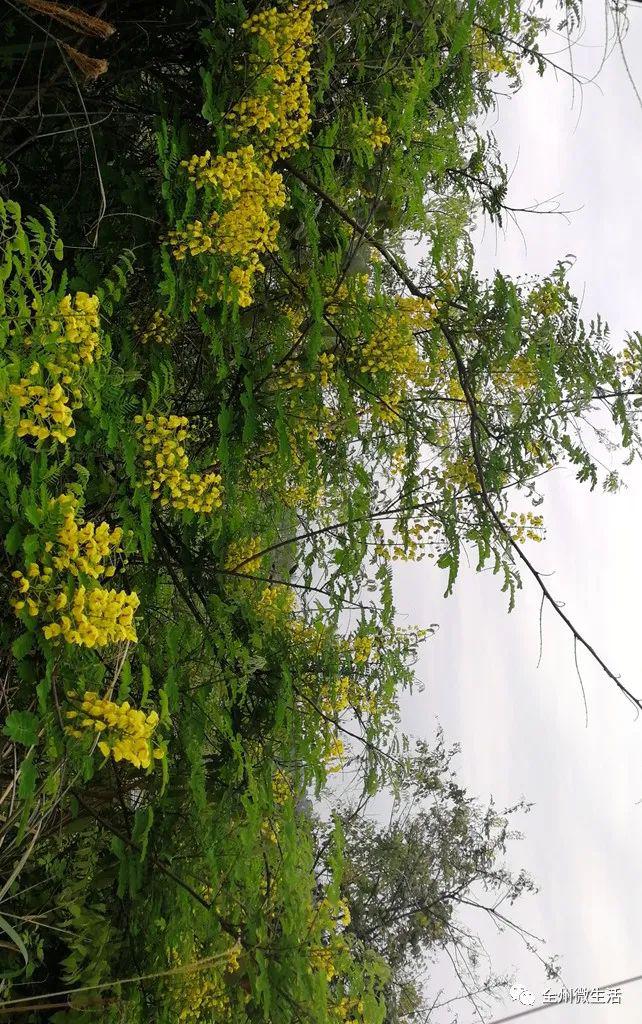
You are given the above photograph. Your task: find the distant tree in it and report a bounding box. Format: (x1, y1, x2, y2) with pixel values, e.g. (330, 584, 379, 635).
(319, 737, 557, 1023)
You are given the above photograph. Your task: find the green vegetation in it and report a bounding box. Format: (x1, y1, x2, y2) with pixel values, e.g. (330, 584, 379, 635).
(0, 0, 640, 1020)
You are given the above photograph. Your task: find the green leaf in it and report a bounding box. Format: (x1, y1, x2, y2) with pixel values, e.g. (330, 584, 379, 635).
(11, 632, 33, 661)
(132, 805, 154, 862)
(3, 710, 39, 746)
(18, 754, 37, 801)
(141, 662, 152, 706)
(0, 913, 28, 967)
(4, 523, 22, 556)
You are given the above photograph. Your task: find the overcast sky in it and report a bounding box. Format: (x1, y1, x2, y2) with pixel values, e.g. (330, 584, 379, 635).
(393, 3, 642, 1020)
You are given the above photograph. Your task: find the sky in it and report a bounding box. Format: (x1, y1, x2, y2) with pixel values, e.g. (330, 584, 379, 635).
(391, 3, 642, 1021)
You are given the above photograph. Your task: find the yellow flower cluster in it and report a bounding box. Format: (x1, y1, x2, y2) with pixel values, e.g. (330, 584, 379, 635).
(318, 675, 378, 718)
(168, 215, 220, 260)
(221, 265, 255, 307)
(287, 617, 323, 648)
(9, 375, 78, 442)
(395, 294, 438, 327)
(305, 897, 352, 986)
(352, 635, 373, 664)
(271, 351, 337, 396)
(135, 414, 224, 514)
(51, 292, 101, 367)
(390, 444, 407, 476)
(224, 536, 264, 572)
(245, 453, 282, 494)
(372, 393, 402, 425)
(43, 585, 139, 647)
(470, 26, 516, 75)
(261, 817, 280, 844)
(494, 354, 538, 392)
(360, 309, 428, 386)
(509, 354, 538, 391)
(325, 280, 351, 318)
(310, 943, 338, 980)
(283, 480, 324, 510)
(210, 152, 284, 273)
(529, 280, 564, 317)
(352, 684, 379, 717)
(335, 899, 351, 928)
(426, 339, 458, 399)
(318, 351, 337, 386)
(173, 1, 325, 306)
(272, 770, 293, 806)
(322, 730, 345, 771)
(261, 771, 294, 843)
(189, 285, 210, 312)
(178, 970, 231, 1022)
(244, 430, 325, 512)
(10, 567, 41, 619)
(256, 584, 296, 629)
(312, 894, 352, 934)
(359, 114, 391, 152)
(618, 342, 642, 379)
(176, 147, 287, 306)
(373, 519, 434, 562)
(277, 361, 310, 392)
(325, 674, 350, 714)
(65, 690, 163, 769)
(182, 146, 281, 204)
(228, 1, 327, 161)
(282, 303, 306, 330)
(52, 502, 122, 579)
(11, 495, 138, 647)
(507, 510, 544, 543)
(441, 455, 479, 492)
(333, 995, 365, 1024)
(170, 945, 242, 1024)
(2, 291, 100, 444)
(136, 309, 174, 345)
(446, 376, 465, 400)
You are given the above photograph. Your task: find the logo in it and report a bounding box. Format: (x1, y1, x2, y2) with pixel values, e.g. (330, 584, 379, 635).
(509, 984, 535, 1006)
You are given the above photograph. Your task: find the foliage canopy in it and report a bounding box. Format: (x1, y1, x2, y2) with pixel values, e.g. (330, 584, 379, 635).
(0, 0, 640, 1021)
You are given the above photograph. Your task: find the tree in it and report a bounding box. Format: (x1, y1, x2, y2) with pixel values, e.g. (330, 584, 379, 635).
(0, 0, 639, 1021)
(318, 738, 551, 1024)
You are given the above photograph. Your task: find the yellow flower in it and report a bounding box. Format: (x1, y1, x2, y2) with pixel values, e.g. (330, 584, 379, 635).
(10, 494, 136, 648)
(174, 148, 286, 307)
(135, 414, 224, 514)
(228, 2, 327, 161)
(66, 692, 163, 770)
(357, 114, 391, 152)
(172, 2, 326, 305)
(352, 635, 372, 663)
(136, 308, 174, 345)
